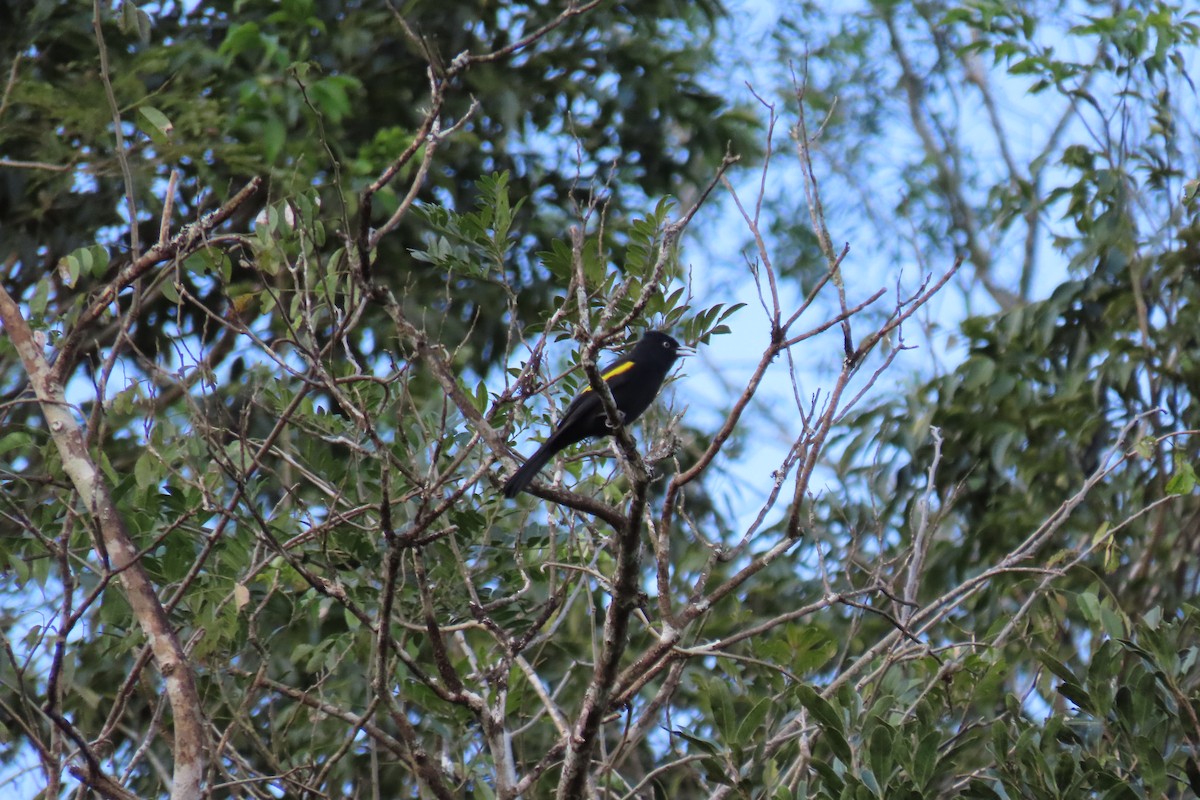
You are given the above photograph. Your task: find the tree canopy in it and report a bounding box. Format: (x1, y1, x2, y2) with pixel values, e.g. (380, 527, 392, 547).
(2, 1, 1200, 798)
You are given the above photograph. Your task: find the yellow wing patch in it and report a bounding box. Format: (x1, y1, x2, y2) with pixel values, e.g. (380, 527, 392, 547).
(581, 360, 634, 393)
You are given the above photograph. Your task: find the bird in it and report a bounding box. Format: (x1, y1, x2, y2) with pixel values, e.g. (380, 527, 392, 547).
(502, 331, 686, 498)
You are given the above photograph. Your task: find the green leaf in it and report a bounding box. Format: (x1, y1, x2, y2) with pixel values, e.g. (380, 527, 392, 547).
(674, 728, 722, 756)
(796, 685, 843, 736)
(1056, 682, 1093, 712)
(134, 7, 152, 42)
(219, 21, 263, 60)
(0, 432, 31, 458)
(134, 451, 161, 490)
(789, 626, 837, 674)
(1184, 179, 1200, 203)
(262, 116, 287, 164)
(1035, 651, 1080, 684)
(735, 696, 773, 747)
(959, 356, 995, 391)
(1165, 460, 1197, 495)
(707, 677, 736, 741)
(58, 253, 82, 287)
(119, 1, 139, 36)
(808, 757, 843, 792)
(29, 278, 51, 317)
(962, 779, 1004, 799)
(867, 721, 897, 782)
(1134, 435, 1156, 459)
(909, 732, 939, 789)
(796, 685, 851, 763)
(139, 105, 174, 139)
(88, 245, 110, 277)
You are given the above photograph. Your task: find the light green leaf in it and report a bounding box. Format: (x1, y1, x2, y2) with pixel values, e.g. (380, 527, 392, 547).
(140, 105, 173, 138)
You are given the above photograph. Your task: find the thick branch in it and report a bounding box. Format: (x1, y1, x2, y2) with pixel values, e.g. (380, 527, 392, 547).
(0, 287, 208, 800)
(554, 482, 649, 800)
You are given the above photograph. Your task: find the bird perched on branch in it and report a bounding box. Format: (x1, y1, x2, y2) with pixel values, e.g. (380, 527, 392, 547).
(502, 331, 687, 498)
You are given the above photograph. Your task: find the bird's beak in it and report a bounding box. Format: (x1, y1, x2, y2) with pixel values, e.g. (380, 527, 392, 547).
(679, 344, 697, 357)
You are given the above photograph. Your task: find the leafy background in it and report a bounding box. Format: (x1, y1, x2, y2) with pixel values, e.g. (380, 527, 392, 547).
(2, 0, 1200, 798)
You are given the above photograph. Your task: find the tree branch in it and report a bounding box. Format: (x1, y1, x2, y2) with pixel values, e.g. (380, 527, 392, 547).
(0, 287, 208, 800)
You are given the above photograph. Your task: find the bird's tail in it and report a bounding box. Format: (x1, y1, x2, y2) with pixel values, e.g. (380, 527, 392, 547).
(501, 442, 556, 498)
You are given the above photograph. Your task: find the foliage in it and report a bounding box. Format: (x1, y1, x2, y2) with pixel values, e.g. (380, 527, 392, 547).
(2, 0, 1200, 799)
(0, 0, 751, 377)
(787, 0, 1200, 796)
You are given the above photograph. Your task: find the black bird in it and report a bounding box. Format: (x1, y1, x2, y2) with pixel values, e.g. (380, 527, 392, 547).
(502, 331, 685, 498)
